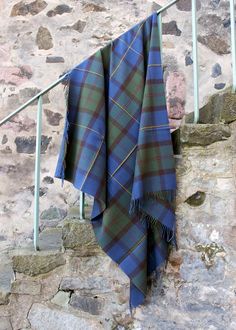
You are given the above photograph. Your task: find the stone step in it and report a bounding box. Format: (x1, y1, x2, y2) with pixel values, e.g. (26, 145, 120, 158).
(0, 255, 14, 305)
(172, 123, 231, 147)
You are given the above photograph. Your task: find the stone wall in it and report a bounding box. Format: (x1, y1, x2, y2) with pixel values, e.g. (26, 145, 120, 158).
(0, 0, 236, 329)
(0, 0, 234, 243)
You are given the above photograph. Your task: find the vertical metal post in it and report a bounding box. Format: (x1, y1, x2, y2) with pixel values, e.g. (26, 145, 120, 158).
(34, 96, 43, 251)
(80, 192, 85, 219)
(158, 12, 163, 61)
(230, 0, 236, 92)
(191, 0, 199, 123)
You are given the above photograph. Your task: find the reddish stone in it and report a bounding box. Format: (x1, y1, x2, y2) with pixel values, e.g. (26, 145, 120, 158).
(0, 66, 32, 86)
(166, 72, 186, 120)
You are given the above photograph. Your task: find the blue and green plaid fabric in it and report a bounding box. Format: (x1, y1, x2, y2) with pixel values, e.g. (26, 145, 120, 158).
(55, 12, 177, 309)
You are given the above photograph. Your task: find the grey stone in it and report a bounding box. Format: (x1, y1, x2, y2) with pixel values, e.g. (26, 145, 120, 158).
(36, 27, 53, 50)
(163, 21, 181, 36)
(10, 0, 47, 16)
(11, 280, 41, 295)
(214, 83, 226, 90)
(185, 53, 193, 66)
(42, 176, 54, 184)
(1, 134, 8, 144)
(60, 276, 112, 294)
(0, 318, 12, 330)
(19, 87, 50, 104)
(223, 18, 231, 28)
(40, 207, 67, 220)
(46, 56, 65, 63)
(28, 185, 48, 197)
(15, 135, 52, 154)
(198, 35, 230, 55)
(38, 228, 63, 251)
(0, 261, 14, 305)
(210, 0, 221, 9)
(60, 20, 86, 33)
(11, 249, 65, 276)
(69, 294, 103, 315)
(62, 219, 101, 255)
(176, 0, 201, 11)
(51, 291, 70, 307)
(28, 303, 103, 330)
(211, 63, 222, 78)
(46, 5, 72, 17)
(44, 109, 63, 126)
(185, 191, 206, 207)
(82, 3, 106, 12)
(185, 87, 236, 124)
(179, 124, 231, 146)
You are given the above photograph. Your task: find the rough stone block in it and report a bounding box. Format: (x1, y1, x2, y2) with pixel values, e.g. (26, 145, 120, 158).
(62, 219, 101, 255)
(69, 293, 103, 315)
(0, 261, 14, 305)
(11, 280, 41, 295)
(179, 124, 231, 146)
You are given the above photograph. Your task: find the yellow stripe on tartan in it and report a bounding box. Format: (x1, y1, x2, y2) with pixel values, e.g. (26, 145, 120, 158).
(118, 38, 144, 58)
(70, 122, 104, 138)
(110, 22, 145, 78)
(108, 173, 132, 195)
(147, 64, 162, 67)
(80, 138, 104, 191)
(139, 124, 172, 130)
(110, 97, 140, 124)
(74, 68, 103, 78)
(110, 144, 137, 178)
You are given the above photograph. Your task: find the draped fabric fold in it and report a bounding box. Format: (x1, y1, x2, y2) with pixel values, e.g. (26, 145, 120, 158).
(55, 12, 177, 309)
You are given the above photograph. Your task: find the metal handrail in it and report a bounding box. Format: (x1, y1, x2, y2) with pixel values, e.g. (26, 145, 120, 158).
(0, 0, 235, 250)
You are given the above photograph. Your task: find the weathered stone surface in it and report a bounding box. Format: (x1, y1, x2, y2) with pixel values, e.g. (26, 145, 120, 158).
(211, 63, 222, 78)
(51, 291, 70, 307)
(179, 124, 231, 146)
(60, 276, 112, 293)
(28, 185, 48, 197)
(60, 20, 86, 33)
(70, 294, 103, 315)
(44, 109, 63, 126)
(11, 250, 65, 276)
(40, 207, 67, 221)
(19, 87, 50, 104)
(11, 280, 41, 295)
(162, 21, 181, 36)
(186, 87, 236, 124)
(166, 72, 185, 119)
(214, 82, 226, 90)
(0, 317, 12, 330)
(10, 0, 47, 17)
(82, 3, 106, 12)
(62, 219, 101, 254)
(0, 261, 14, 305)
(46, 5, 72, 17)
(176, 0, 201, 11)
(15, 135, 52, 154)
(185, 191, 206, 207)
(46, 56, 65, 63)
(38, 228, 63, 251)
(195, 242, 225, 269)
(198, 35, 230, 55)
(42, 176, 54, 184)
(0, 66, 32, 86)
(7, 114, 36, 133)
(36, 27, 53, 50)
(1, 135, 8, 144)
(28, 303, 103, 330)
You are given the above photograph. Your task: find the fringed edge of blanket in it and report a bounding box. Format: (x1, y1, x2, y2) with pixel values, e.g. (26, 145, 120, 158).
(129, 190, 177, 250)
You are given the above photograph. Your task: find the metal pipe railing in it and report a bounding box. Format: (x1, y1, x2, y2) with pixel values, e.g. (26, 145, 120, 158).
(0, 0, 235, 251)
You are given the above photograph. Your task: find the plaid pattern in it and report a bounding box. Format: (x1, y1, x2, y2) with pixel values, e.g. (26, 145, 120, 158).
(55, 12, 177, 308)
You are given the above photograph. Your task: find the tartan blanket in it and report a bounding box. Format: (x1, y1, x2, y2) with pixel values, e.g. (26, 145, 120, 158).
(55, 12, 177, 309)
